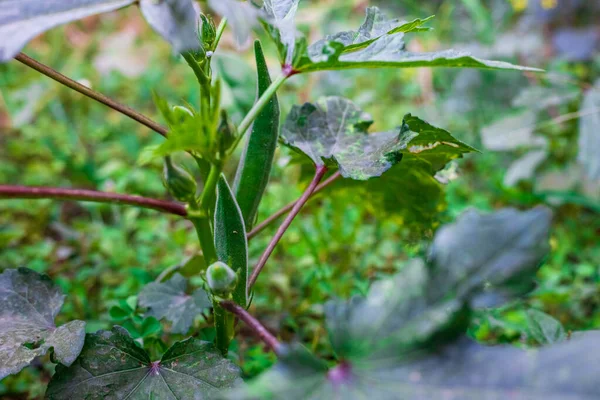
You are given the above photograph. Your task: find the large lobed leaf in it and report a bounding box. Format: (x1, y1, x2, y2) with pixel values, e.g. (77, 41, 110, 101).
(230, 332, 600, 400)
(138, 273, 211, 335)
(0, 0, 199, 63)
(208, 0, 261, 48)
(232, 207, 557, 399)
(0, 268, 86, 379)
(428, 206, 552, 307)
(281, 96, 475, 180)
(261, 0, 300, 65)
(46, 326, 242, 399)
(259, 5, 540, 73)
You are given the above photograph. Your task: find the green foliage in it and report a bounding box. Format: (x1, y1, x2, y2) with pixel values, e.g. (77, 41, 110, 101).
(234, 331, 600, 399)
(259, 5, 539, 73)
(46, 326, 241, 399)
(1, 0, 598, 398)
(138, 273, 211, 335)
(282, 97, 474, 180)
(0, 268, 86, 380)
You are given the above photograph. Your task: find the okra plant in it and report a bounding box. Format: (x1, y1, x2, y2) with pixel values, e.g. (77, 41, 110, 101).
(1, 1, 598, 399)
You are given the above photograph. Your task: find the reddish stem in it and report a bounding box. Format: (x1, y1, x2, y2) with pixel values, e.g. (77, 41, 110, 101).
(220, 301, 281, 353)
(248, 165, 328, 287)
(0, 185, 187, 216)
(14, 53, 168, 137)
(247, 171, 341, 240)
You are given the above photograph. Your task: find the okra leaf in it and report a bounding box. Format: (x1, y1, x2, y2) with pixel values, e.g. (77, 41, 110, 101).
(325, 259, 467, 361)
(139, 0, 200, 53)
(0, 0, 200, 63)
(144, 95, 216, 162)
(138, 273, 211, 335)
(0, 0, 135, 62)
(428, 206, 552, 307)
(215, 175, 249, 307)
(326, 207, 552, 360)
(0, 268, 86, 379)
(234, 332, 600, 399)
(333, 158, 445, 230)
(526, 309, 567, 345)
(261, 0, 300, 65)
(234, 41, 281, 229)
(577, 80, 600, 180)
(282, 96, 474, 180)
(46, 326, 242, 399)
(208, 0, 261, 47)
(260, 6, 540, 73)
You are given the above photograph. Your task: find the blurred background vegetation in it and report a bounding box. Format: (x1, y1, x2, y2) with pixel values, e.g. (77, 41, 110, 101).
(1, 0, 599, 397)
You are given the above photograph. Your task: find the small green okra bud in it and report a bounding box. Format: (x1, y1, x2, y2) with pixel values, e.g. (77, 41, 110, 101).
(200, 14, 217, 48)
(206, 261, 238, 296)
(217, 110, 236, 154)
(162, 156, 197, 202)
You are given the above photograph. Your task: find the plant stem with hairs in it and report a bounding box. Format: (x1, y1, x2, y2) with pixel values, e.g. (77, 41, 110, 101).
(249, 165, 329, 287)
(221, 301, 281, 353)
(0, 185, 186, 216)
(14, 53, 168, 137)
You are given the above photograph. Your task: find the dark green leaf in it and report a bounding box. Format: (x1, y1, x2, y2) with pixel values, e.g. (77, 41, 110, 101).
(46, 326, 242, 399)
(234, 331, 600, 399)
(282, 97, 474, 181)
(215, 175, 248, 307)
(0, 268, 85, 379)
(281, 97, 412, 180)
(138, 316, 162, 338)
(234, 40, 281, 229)
(401, 114, 477, 171)
(138, 273, 211, 334)
(428, 206, 553, 307)
(578, 80, 600, 180)
(315, 114, 474, 228)
(261, 6, 540, 73)
(526, 309, 566, 345)
(325, 259, 468, 361)
(109, 305, 132, 322)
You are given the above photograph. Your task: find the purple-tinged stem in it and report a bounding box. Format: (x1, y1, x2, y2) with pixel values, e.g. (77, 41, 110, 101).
(14, 53, 168, 137)
(248, 165, 328, 287)
(220, 301, 281, 353)
(0, 185, 187, 216)
(247, 171, 342, 240)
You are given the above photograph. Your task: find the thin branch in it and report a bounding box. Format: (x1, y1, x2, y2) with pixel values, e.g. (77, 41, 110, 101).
(249, 165, 328, 287)
(247, 171, 342, 240)
(511, 106, 600, 137)
(14, 53, 168, 137)
(0, 185, 187, 216)
(220, 300, 281, 353)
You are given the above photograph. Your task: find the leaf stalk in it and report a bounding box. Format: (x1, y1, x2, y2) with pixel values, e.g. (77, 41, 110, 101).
(249, 165, 329, 287)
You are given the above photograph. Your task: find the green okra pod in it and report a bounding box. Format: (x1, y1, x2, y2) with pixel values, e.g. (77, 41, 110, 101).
(233, 40, 280, 229)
